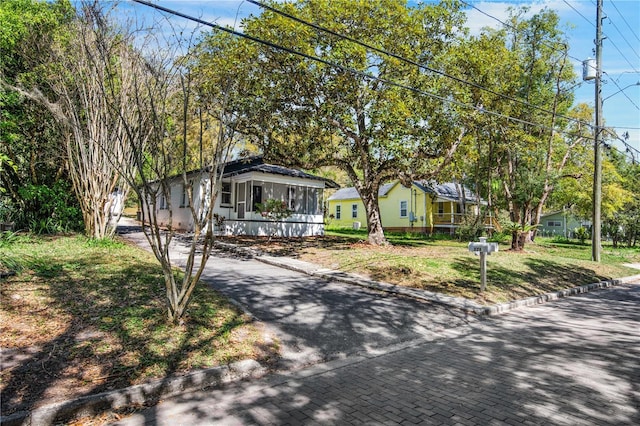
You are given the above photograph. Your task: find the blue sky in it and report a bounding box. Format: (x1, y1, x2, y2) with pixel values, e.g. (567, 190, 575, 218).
(124, 0, 640, 157)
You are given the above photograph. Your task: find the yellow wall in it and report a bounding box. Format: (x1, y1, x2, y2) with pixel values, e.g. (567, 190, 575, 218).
(327, 181, 483, 233)
(327, 198, 367, 228)
(327, 182, 436, 231)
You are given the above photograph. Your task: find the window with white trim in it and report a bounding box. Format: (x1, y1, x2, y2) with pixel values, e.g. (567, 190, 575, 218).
(221, 181, 231, 205)
(400, 200, 408, 218)
(352, 204, 358, 219)
(336, 205, 341, 219)
(547, 220, 562, 227)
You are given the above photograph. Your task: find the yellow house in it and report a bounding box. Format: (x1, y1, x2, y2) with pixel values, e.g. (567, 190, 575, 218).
(327, 181, 492, 234)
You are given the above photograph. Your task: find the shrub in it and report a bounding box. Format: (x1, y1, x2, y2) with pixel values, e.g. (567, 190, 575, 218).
(13, 182, 84, 233)
(574, 226, 590, 244)
(487, 231, 509, 244)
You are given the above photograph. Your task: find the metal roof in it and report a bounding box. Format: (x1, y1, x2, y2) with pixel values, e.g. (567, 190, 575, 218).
(174, 156, 339, 188)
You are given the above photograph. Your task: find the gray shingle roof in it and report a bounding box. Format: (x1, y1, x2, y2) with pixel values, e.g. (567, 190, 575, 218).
(328, 180, 482, 203)
(223, 160, 339, 188)
(327, 182, 396, 201)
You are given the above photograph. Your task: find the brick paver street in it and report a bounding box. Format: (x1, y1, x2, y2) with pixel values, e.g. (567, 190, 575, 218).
(114, 281, 640, 425)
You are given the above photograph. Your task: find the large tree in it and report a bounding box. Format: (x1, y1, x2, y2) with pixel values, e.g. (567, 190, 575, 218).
(196, 0, 468, 245)
(3, 1, 140, 238)
(0, 0, 82, 231)
(448, 7, 586, 250)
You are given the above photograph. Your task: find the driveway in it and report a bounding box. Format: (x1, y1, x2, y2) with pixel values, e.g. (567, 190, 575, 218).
(198, 249, 477, 368)
(118, 222, 479, 369)
(114, 280, 640, 425)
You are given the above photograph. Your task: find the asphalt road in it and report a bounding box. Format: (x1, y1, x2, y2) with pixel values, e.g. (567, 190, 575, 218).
(198, 249, 479, 369)
(118, 222, 479, 370)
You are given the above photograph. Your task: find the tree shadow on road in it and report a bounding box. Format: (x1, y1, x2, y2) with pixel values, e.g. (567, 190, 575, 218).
(117, 284, 640, 425)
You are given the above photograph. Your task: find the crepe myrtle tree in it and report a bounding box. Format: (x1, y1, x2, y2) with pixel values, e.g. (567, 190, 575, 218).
(75, 1, 242, 323)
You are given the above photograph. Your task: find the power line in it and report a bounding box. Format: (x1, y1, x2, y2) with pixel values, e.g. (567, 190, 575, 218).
(564, 0, 640, 74)
(563, 0, 596, 28)
(605, 15, 640, 60)
(462, 0, 585, 63)
(131, 0, 592, 141)
(609, 0, 640, 43)
(603, 72, 640, 110)
(248, 0, 591, 131)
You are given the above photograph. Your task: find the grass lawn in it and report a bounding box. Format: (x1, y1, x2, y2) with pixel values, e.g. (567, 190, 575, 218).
(224, 228, 640, 305)
(0, 234, 278, 416)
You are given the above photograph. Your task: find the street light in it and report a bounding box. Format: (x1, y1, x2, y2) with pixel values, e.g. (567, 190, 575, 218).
(602, 81, 640, 102)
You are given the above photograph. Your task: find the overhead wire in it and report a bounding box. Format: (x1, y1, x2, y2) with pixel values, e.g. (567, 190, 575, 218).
(609, 0, 640, 43)
(462, 0, 585, 63)
(130, 0, 580, 135)
(563, 0, 640, 73)
(563, 0, 596, 28)
(605, 15, 640, 60)
(248, 0, 591, 130)
(132, 0, 636, 149)
(603, 72, 640, 110)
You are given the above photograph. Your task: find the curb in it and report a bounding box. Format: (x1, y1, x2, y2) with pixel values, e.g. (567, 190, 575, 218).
(214, 242, 640, 317)
(0, 360, 266, 426)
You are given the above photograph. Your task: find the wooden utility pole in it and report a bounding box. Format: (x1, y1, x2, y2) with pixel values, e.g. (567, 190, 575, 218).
(592, 0, 603, 262)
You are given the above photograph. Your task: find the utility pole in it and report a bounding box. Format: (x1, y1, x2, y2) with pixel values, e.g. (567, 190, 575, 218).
(592, 0, 603, 262)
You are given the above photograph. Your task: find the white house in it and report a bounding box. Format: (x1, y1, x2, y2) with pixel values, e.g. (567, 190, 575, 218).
(147, 157, 339, 237)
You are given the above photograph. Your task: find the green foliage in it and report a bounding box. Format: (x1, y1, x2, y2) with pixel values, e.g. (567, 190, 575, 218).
(11, 181, 83, 233)
(487, 231, 509, 244)
(551, 234, 571, 244)
(573, 226, 589, 245)
(85, 237, 126, 249)
(197, 0, 467, 244)
(454, 216, 484, 242)
(0, 230, 21, 248)
(255, 199, 294, 222)
(1, 0, 75, 222)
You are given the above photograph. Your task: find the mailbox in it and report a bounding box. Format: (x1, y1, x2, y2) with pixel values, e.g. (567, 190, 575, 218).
(468, 237, 498, 292)
(468, 237, 498, 255)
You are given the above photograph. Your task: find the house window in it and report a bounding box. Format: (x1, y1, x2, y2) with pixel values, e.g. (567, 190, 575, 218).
(400, 201, 408, 218)
(221, 182, 231, 205)
(335, 205, 341, 219)
(352, 204, 358, 219)
(180, 184, 190, 208)
(547, 220, 562, 227)
(252, 185, 263, 211)
(288, 187, 296, 210)
(159, 193, 167, 210)
(438, 202, 444, 215)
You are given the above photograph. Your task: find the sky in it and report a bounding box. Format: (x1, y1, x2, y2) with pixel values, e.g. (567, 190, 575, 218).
(123, 0, 640, 159)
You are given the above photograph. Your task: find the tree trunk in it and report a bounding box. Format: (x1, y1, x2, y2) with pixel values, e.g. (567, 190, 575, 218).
(358, 183, 388, 246)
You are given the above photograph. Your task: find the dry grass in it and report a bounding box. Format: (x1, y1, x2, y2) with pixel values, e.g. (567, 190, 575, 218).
(220, 230, 640, 305)
(0, 235, 278, 417)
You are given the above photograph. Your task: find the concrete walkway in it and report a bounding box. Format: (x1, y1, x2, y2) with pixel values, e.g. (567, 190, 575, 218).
(113, 281, 640, 425)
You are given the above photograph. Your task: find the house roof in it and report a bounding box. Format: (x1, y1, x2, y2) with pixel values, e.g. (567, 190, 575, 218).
(328, 180, 482, 203)
(327, 182, 396, 201)
(418, 181, 479, 203)
(222, 157, 339, 188)
(171, 156, 339, 189)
